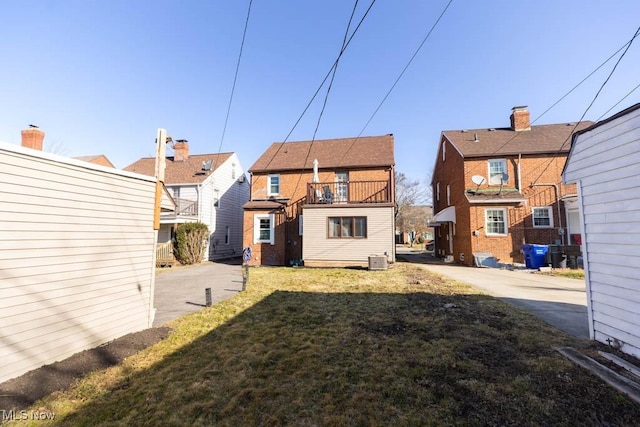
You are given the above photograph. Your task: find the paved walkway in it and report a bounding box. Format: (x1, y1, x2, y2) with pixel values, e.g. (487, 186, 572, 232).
(396, 247, 590, 339)
(153, 258, 244, 327)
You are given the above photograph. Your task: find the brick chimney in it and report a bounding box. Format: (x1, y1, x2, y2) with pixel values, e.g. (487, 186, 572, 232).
(173, 139, 189, 161)
(21, 126, 45, 151)
(510, 106, 531, 131)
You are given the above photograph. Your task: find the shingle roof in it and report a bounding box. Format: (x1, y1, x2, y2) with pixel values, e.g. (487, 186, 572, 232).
(443, 122, 594, 158)
(123, 152, 233, 184)
(248, 135, 394, 173)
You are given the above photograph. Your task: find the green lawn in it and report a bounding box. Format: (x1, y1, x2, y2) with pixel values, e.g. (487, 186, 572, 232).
(18, 264, 640, 426)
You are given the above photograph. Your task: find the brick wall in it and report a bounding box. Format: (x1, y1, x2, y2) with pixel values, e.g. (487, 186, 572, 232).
(433, 137, 576, 266)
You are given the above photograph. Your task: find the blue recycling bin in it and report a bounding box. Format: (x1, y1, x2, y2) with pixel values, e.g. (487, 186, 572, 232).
(521, 244, 549, 269)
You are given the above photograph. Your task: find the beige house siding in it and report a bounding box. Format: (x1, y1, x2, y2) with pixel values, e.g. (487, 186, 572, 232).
(0, 143, 157, 383)
(302, 205, 395, 267)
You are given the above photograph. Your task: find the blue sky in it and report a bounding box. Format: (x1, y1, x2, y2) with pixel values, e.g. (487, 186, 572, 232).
(1, 1, 639, 185)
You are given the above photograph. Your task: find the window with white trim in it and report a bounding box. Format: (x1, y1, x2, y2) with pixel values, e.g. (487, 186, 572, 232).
(213, 189, 220, 208)
(268, 175, 280, 196)
(532, 207, 553, 228)
(488, 159, 507, 185)
(446, 184, 451, 206)
(442, 141, 446, 161)
(254, 214, 275, 244)
(485, 208, 507, 235)
(225, 226, 230, 245)
(328, 217, 367, 238)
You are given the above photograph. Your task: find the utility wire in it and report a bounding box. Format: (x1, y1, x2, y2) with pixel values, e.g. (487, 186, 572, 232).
(288, 0, 361, 204)
(596, 81, 640, 121)
(259, 0, 377, 174)
(460, 29, 640, 182)
(357, 0, 453, 139)
(530, 25, 640, 185)
(216, 0, 253, 158)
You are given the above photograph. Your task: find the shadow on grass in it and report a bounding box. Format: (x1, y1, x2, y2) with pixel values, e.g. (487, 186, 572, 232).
(51, 290, 640, 426)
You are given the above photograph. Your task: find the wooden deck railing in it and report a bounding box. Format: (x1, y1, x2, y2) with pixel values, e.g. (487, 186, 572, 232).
(156, 241, 177, 267)
(306, 180, 391, 205)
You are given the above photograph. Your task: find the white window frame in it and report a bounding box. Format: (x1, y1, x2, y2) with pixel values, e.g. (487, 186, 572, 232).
(446, 184, 451, 206)
(485, 208, 508, 236)
(225, 226, 231, 245)
(213, 189, 220, 208)
(532, 207, 553, 228)
(488, 159, 507, 185)
(299, 215, 303, 236)
(442, 141, 446, 161)
(268, 175, 280, 196)
(254, 214, 275, 244)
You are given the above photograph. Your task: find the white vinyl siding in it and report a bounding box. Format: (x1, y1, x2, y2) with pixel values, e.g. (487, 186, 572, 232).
(303, 206, 394, 264)
(562, 105, 640, 358)
(0, 143, 156, 384)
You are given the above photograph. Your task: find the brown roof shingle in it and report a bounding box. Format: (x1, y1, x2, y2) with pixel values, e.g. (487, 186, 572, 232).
(443, 122, 594, 158)
(123, 153, 233, 184)
(248, 134, 394, 173)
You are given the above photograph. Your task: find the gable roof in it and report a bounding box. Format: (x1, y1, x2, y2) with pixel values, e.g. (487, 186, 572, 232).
(248, 134, 394, 173)
(74, 154, 115, 168)
(442, 122, 594, 158)
(123, 152, 233, 184)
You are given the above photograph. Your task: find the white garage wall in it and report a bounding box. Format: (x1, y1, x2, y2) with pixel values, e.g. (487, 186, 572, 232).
(0, 143, 157, 383)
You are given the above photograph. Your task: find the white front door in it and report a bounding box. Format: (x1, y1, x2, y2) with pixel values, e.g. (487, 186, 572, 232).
(335, 172, 348, 203)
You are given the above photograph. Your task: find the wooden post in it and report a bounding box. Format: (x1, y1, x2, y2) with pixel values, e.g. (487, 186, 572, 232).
(153, 128, 168, 230)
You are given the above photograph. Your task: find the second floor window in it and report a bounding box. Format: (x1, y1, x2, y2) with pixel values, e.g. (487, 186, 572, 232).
(268, 175, 280, 196)
(533, 207, 553, 228)
(488, 159, 507, 185)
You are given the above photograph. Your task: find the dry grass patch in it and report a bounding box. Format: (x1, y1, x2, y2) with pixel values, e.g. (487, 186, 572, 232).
(16, 264, 640, 426)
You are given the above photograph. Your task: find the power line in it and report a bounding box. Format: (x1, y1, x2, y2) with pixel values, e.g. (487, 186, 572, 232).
(596, 81, 640, 121)
(459, 28, 640, 182)
(530, 25, 640, 185)
(216, 0, 253, 156)
(259, 0, 377, 174)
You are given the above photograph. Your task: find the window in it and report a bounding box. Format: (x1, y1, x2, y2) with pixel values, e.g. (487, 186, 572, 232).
(436, 182, 440, 201)
(268, 175, 280, 196)
(299, 215, 303, 236)
(446, 184, 451, 206)
(171, 186, 180, 199)
(442, 141, 446, 161)
(488, 159, 507, 185)
(225, 226, 230, 245)
(485, 208, 507, 235)
(232, 163, 236, 179)
(254, 214, 274, 244)
(328, 217, 367, 239)
(213, 189, 220, 208)
(532, 207, 553, 228)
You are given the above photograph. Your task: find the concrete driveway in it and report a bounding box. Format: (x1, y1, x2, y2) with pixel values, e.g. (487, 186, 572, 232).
(152, 258, 244, 327)
(396, 247, 590, 339)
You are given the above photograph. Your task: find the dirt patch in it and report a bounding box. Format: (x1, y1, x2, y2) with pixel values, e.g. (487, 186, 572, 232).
(0, 327, 170, 410)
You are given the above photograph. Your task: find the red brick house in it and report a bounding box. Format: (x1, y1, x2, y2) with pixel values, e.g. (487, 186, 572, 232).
(243, 135, 396, 267)
(431, 106, 593, 266)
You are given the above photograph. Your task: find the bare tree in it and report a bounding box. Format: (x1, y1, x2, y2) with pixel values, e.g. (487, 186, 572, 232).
(395, 171, 431, 246)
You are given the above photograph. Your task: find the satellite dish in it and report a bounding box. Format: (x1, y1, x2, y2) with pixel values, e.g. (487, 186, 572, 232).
(201, 160, 213, 171)
(471, 175, 486, 185)
(502, 173, 509, 183)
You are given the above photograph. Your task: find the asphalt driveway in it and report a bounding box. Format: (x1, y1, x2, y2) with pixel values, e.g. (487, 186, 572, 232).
(153, 258, 244, 327)
(396, 247, 590, 339)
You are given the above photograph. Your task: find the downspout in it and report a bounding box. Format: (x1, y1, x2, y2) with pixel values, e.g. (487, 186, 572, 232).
(529, 182, 564, 245)
(517, 154, 522, 193)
